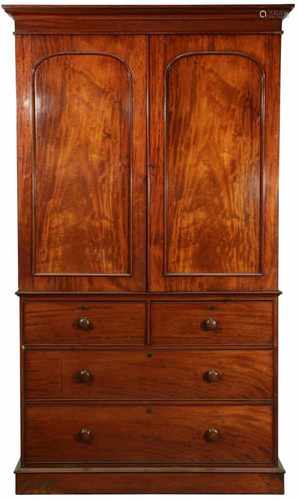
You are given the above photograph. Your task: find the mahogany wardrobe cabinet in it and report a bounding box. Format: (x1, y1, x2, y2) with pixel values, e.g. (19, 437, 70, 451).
(3, 3, 294, 495)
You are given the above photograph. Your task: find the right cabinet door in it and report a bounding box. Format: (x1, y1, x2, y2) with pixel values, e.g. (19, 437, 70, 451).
(149, 35, 280, 292)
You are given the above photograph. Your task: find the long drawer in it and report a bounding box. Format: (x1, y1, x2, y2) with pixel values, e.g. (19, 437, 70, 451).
(23, 301, 145, 345)
(23, 404, 273, 464)
(24, 350, 273, 400)
(151, 301, 273, 346)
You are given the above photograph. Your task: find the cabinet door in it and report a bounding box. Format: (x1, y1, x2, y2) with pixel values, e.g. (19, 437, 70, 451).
(17, 36, 146, 291)
(149, 35, 280, 291)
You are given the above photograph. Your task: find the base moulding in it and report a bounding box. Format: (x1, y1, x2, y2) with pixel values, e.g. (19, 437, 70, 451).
(15, 461, 285, 494)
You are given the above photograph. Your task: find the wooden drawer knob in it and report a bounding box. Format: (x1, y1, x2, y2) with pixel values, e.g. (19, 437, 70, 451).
(76, 369, 93, 384)
(78, 427, 93, 443)
(203, 368, 222, 383)
(76, 317, 93, 331)
(201, 317, 218, 331)
(204, 428, 221, 442)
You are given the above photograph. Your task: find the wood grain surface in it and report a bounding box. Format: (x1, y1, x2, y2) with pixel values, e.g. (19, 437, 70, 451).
(24, 349, 273, 400)
(23, 300, 145, 345)
(4, 2, 291, 493)
(16, 35, 146, 291)
(165, 52, 263, 275)
(15, 466, 285, 494)
(151, 300, 273, 346)
(149, 35, 281, 291)
(4, 4, 293, 35)
(23, 404, 273, 464)
(33, 53, 132, 276)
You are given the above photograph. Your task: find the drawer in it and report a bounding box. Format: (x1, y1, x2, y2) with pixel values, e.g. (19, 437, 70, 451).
(151, 301, 273, 346)
(24, 350, 273, 400)
(24, 404, 273, 464)
(23, 301, 145, 345)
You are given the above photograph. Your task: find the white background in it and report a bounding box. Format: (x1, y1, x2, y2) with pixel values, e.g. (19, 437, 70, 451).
(0, 0, 298, 497)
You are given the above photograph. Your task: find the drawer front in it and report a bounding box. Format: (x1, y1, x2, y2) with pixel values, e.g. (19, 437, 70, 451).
(24, 405, 273, 464)
(151, 301, 273, 346)
(23, 301, 145, 345)
(24, 350, 273, 400)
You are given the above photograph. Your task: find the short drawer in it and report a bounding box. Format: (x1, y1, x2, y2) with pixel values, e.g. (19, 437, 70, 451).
(151, 301, 273, 346)
(24, 350, 273, 401)
(23, 301, 145, 345)
(23, 404, 273, 464)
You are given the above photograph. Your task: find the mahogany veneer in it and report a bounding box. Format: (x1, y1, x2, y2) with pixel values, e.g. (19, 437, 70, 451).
(3, 3, 293, 495)
(23, 301, 146, 345)
(151, 300, 273, 346)
(24, 349, 273, 401)
(24, 404, 273, 464)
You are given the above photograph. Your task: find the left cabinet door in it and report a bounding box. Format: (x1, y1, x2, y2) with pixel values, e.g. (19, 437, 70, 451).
(17, 36, 147, 292)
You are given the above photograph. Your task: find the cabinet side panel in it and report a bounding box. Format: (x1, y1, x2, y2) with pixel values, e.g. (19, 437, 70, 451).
(16, 36, 34, 291)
